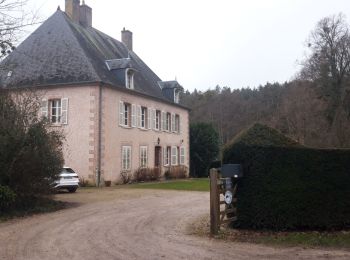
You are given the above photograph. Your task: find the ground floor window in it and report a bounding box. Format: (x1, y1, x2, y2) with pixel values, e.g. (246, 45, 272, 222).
(140, 146, 148, 168)
(122, 146, 131, 171)
(180, 147, 185, 165)
(164, 146, 171, 166)
(171, 146, 178, 165)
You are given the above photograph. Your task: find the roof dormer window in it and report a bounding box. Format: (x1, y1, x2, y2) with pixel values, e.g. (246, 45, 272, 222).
(126, 68, 134, 89)
(174, 90, 180, 104)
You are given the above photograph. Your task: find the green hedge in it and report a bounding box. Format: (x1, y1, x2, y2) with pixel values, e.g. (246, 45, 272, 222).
(0, 185, 16, 211)
(223, 124, 350, 230)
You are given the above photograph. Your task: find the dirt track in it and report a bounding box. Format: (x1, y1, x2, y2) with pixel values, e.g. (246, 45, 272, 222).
(0, 188, 350, 260)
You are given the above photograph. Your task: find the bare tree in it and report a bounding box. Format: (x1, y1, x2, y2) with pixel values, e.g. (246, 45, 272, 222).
(0, 0, 38, 58)
(300, 14, 350, 121)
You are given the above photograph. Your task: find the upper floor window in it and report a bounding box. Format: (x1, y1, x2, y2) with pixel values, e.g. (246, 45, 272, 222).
(165, 112, 171, 131)
(141, 107, 147, 128)
(119, 101, 131, 127)
(126, 69, 134, 89)
(175, 114, 180, 133)
(155, 110, 161, 131)
(41, 98, 68, 125)
(50, 99, 61, 124)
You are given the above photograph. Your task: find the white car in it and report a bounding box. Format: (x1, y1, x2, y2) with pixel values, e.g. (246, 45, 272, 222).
(53, 167, 79, 193)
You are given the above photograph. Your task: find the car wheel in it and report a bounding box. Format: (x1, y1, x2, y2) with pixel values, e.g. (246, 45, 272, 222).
(68, 187, 77, 193)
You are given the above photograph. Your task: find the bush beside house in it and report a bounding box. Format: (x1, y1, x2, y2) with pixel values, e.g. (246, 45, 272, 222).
(223, 123, 350, 230)
(0, 93, 64, 212)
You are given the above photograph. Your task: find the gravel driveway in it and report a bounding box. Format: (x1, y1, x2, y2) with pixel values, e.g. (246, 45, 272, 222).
(0, 188, 349, 260)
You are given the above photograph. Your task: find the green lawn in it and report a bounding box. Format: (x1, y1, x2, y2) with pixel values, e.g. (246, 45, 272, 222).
(130, 178, 209, 192)
(256, 231, 350, 248)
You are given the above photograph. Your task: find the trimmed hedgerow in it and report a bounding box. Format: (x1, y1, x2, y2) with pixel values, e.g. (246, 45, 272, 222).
(223, 124, 350, 231)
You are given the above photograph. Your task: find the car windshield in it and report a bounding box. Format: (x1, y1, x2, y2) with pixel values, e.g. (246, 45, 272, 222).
(63, 168, 75, 173)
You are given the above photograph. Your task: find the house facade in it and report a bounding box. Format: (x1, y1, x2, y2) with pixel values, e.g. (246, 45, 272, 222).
(0, 0, 189, 185)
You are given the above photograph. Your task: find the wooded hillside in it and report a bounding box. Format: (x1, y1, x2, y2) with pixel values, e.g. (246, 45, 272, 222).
(182, 14, 350, 149)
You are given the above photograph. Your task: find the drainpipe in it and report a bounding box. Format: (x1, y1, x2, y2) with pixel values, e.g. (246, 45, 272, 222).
(96, 82, 103, 187)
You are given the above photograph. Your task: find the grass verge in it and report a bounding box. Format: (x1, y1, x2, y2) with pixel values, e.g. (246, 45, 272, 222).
(0, 198, 67, 222)
(188, 214, 350, 249)
(130, 178, 209, 192)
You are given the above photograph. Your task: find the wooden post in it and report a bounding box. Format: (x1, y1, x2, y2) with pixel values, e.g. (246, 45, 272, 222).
(210, 168, 220, 235)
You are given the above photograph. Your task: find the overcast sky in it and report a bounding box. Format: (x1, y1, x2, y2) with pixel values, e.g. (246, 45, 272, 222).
(22, 0, 350, 91)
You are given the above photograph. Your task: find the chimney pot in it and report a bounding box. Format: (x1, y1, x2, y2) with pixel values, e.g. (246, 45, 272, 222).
(121, 28, 133, 51)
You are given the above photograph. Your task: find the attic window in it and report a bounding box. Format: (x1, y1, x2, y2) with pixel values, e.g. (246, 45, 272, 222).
(174, 90, 180, 104)
(126, 69, 134, 89)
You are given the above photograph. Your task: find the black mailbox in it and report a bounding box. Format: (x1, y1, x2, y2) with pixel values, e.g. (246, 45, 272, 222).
(221, 164, 243, 178)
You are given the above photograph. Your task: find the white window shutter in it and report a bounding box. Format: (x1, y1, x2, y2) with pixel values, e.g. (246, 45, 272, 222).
(40, 99, 48, 119)
(163, 147, 167, 166)
(148, 108, 152, 130)
(178, 116, 181, 134)
(180, 147, 185, 165)
(61, 98, 69, 125)
(137, 105, 142, 128)
(119, 101, 124, 125)
(171, 113, 175, 132)
(131, 104, 136, 127)
(153, 109, 156, 130)
(161, 111, 165, 131)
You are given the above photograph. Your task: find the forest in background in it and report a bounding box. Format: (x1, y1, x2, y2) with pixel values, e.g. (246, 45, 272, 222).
(182, 14, 350, 149)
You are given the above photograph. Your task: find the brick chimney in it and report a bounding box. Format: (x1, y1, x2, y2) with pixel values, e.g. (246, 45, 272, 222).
(65, 0, 80, 23)
(121, 28, 133, 51)
(79, 1, 92, 27)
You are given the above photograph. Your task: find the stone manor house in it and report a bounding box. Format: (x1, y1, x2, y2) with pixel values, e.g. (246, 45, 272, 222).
(0, 0, 189, 184)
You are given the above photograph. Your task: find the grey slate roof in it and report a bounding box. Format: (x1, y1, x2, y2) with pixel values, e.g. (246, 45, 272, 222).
(0, 10, 183, 105)
(105, 58, 132, 70)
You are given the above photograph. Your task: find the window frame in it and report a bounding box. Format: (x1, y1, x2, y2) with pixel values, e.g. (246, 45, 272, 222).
(171, 146, 178, 166)
(140, 146, 148, 168)
(122, 146, 132, 171)
(125, 69, 134, 89)
(155, 110, 161, 131)
(50, 99, 62, 124)
(164, 146, 171, 166)
(141, 107, 147, 129)
(180, 146, 185, 165)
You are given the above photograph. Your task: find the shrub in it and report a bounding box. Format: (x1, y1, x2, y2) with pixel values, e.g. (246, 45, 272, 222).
(165, 166, 188, 179)
(0, 92, 64, 204)
(223, 123, 350, 231)
(190, 123, 220, 177)
(120, 171, 133, 184)
(134, 168, 161, 182)
(0, 185, 16, 211)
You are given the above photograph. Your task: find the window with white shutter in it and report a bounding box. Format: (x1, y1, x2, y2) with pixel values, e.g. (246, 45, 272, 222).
(164, 146, 170, 166)
(122, 146, 132, 171)
(119, 101, 124, 126)
(152, 109, 157, 130)
(148, 108, 152, 130)
(41, 99, 48, 119)
(161, 111, 166, 131)
(171, 146, 178, 165)
(50, 99, 61, 124)
(175, 114, 180, 133)
(61, 98, 69, 125)
(180, 147, 185, 165)
(137, 105, 142, 128)
(171, 113, 175, 132)
(131, 104, 136, 127)
(140, 146, 148, 168)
